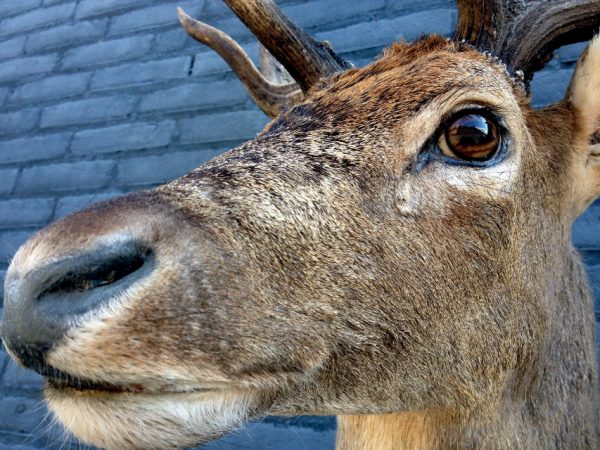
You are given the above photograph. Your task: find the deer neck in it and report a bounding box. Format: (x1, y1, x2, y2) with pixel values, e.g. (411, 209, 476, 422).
(336, 409, 529, 450)
(335, 252, 599, 450)
(336, 411, 456, 450)
(336, 386, 598, 450)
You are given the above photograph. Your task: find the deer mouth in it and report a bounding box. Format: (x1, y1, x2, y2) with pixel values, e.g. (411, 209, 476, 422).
(47, 378, 219, 397)
(47, 376, 135, 394)
(45, 375, 259, 450)
(43, 366, 217, 397)
(36, 364, 132, 394)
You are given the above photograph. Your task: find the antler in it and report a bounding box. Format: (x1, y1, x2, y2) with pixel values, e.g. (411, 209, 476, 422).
(178, 1, 351, 117)
(182, 0, 600, 115)
(221, 0, 351, 92)
(178, 0, 350, 112)
(178, 7, 302, 118)
(454, 0, 600, 81)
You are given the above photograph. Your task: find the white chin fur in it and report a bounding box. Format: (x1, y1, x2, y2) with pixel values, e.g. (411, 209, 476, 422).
(46, 387, 256, 450)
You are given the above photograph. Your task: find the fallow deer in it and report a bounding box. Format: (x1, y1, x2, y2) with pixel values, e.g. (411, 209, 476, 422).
(1, 0, 600, 449)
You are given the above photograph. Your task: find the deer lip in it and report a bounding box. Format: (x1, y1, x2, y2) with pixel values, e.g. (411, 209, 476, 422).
(41, 365, 220, 395)
(47, 376, 145, 394)
(34, 364, 129, 393)
(46, 376, 217, 396)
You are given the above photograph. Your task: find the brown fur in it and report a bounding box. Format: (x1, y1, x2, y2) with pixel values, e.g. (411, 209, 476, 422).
(2, 36, 600, 449)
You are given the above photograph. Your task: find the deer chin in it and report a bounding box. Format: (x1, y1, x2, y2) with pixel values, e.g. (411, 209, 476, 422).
(45, 383, 259, 450)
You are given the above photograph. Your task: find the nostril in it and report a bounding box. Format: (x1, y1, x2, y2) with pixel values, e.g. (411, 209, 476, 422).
(43, 247, 148, 296)
(35, 241, 154, 317)
(0, 240, 155, 373)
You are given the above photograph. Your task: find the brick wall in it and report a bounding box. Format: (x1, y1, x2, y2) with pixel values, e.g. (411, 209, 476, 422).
(0, 0, 597, 449)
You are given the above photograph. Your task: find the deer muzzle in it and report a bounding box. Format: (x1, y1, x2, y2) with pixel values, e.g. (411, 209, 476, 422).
(1, 239, 154, 373)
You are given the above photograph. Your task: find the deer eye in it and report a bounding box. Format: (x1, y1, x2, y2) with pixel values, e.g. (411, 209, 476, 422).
(437, 112, 500, 162)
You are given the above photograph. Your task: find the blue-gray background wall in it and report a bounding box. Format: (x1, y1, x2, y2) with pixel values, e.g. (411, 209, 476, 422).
(0, 0, 597, 449)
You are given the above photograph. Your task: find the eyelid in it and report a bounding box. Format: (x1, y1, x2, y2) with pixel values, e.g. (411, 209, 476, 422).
(425, 107, 507, 167)
(437, 104, 504, 131)
(411, 103, 510, 173)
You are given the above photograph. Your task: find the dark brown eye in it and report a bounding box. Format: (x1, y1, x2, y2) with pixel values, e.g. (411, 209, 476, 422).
(438, 113, 500, 161)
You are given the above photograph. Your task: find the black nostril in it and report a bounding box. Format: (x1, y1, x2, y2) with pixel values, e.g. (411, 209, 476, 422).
(0, 240, 154, 373)
(43, 246, 147, 297)
(34, 241, 153, 318)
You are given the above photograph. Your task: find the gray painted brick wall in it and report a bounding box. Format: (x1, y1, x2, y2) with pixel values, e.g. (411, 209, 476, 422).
(0, 0, 597, 449)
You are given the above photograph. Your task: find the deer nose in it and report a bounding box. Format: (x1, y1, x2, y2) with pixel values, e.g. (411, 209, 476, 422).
(0, 240, 154, 373)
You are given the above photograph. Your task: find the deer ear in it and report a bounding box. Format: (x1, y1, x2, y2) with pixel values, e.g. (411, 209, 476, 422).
(566, 34, 600, 215)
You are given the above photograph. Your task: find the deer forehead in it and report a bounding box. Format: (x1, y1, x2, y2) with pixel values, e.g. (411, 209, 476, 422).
(309, 40, 523, 118)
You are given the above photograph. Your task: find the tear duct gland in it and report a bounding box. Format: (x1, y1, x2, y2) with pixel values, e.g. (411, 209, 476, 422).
(2, 1, 600, 450)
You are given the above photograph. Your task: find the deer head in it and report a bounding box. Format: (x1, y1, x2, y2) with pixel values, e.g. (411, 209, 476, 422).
(1, 1, 600, 449)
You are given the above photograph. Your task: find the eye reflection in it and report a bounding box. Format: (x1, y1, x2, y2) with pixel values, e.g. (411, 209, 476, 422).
(438, 113, 500, 162)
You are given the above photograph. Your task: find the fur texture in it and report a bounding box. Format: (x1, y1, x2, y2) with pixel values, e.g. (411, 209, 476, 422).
(2, 36, 599, 449)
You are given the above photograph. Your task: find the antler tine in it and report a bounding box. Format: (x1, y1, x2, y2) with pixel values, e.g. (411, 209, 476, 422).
(454, 0, 600, 82)
(259, 45, 295, 86)
(222, 0, 352, 92)
(178, 7, 303, 118)
(507, 1, 600, 79)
